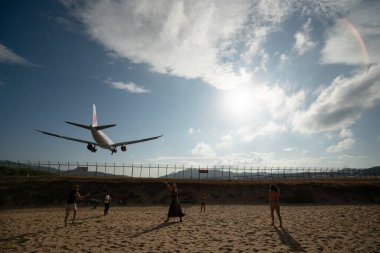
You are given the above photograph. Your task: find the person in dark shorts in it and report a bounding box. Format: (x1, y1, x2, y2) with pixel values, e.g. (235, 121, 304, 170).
(65, 184, 83, 226)
(165, 182, 185, 222)
(200, 193, 206, 213)
(104, 191, 111, 216)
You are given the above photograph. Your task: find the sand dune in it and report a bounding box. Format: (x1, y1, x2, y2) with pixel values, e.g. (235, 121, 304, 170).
(1, 205, 379, 252)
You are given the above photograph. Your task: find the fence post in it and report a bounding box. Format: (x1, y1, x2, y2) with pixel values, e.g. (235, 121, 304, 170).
(132, 163, 134, 178)
(157, 164, 159, 178)
(140, 164, 142, 179)
(166, 165, 168, 180)
(66, 162, 69, 179)
(104, 163, 107, 178)
(122, 163, 124, 177)
(221, 166, 224, 180)
(114, 163, 116, 180)
(95, 162, 98, 177)
(148, 164, 151, 179)
(256, 167, 259, 181)
(229, 166, 231, 181)
(58, 162, 60, 176)
(47, 161, 50, 182)
(17, 160, 20, 181)
(270, 167, 273, 181)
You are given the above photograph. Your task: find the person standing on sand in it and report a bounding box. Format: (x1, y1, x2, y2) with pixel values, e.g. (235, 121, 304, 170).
(200, 193, 206, 213)
(269, 184, 282, 227)
(65, 184, 84, 227)
(104, 191, 111, 216)
(165, 182, 185, 222)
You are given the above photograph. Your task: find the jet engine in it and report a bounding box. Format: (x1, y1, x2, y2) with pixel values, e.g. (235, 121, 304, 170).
(121, 145, 127, 152)
(87, 143, 97, 152)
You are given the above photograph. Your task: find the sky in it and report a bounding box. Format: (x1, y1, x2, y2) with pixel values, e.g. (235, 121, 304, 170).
(1, 0, 380, 168)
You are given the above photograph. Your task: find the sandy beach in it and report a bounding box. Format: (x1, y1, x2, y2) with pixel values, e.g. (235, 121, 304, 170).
(1, 204, 379, 252)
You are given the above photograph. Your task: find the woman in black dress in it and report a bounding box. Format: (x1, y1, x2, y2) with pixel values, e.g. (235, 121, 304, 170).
(165, 182, 185, 222)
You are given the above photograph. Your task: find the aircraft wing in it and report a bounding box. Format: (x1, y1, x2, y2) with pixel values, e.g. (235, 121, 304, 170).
(34, 129, 98, 145)
(112, 134, 163, 147)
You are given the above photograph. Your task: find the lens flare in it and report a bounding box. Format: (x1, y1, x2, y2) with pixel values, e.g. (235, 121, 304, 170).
(341, 18, 369, 66)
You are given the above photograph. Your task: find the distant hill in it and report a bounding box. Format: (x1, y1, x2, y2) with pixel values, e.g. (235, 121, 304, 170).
(0, 161, 115, 177)
(161, 167, 380, 180)
(0, 160, 57, 175)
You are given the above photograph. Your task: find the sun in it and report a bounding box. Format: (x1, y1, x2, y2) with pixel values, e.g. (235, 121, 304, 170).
(223, 86, 258, 121)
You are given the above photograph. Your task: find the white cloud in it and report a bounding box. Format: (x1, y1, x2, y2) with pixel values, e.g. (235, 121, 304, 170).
(323, 133, 334, 140)
(191, 142, 216, 157)
(241, 26, 273, 65)
(149, 152, 265, 167)
(339, 128, 353, 139)
(321, 1, 380, 65)
(106, 81, 150, 93)
(257, 84, 306, 120)
(216, 134, 233, 149)
(62, 0, 360, 90)
(236, 122, 288, 142)
(188, 128, 200, 135)
(280, 54, 289, 63)
(293, 18, 316, 55)
(293, 64, 380, 133)
(65, 0, 253, 90)
(223, 82, 305, 123)
(149, 151, 357, 168)
(338, 154, 367, 161)
(0, 43, 34, 66)
(283, 147, 293, 152)
(326, 138, 355, 153)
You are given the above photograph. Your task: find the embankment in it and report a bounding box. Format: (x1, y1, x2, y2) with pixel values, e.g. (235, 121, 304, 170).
(1, 179, 379, 209)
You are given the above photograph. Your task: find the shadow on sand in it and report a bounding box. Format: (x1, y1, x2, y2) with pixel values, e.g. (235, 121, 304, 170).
(131, 221, 180, 238)
(0, 232, 41, 243)
(76, 215, 103, 221)
(275, 226, 305, 252)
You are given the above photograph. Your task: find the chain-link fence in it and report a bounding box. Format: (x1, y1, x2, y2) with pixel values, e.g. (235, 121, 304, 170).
(0, 160, 379, 183)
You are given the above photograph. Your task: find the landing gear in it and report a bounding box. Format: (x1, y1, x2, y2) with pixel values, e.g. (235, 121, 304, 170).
(87, 143, 97, 153)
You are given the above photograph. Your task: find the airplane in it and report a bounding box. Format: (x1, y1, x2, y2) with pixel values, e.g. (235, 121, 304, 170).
(34, 104, 163, 154)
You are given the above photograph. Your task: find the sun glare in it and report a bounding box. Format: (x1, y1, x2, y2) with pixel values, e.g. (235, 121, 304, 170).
(223, 87, 258, 121)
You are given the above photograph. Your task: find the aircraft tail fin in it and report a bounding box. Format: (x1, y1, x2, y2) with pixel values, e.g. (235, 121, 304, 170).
(92, 104, 98, 127)
(94, 124, 116, 130)
(65, 105, 115, 130)
(65, 121, 91, 130)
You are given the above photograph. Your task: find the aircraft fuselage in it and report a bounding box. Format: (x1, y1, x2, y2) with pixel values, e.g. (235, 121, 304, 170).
(90, 126, 114, 150)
